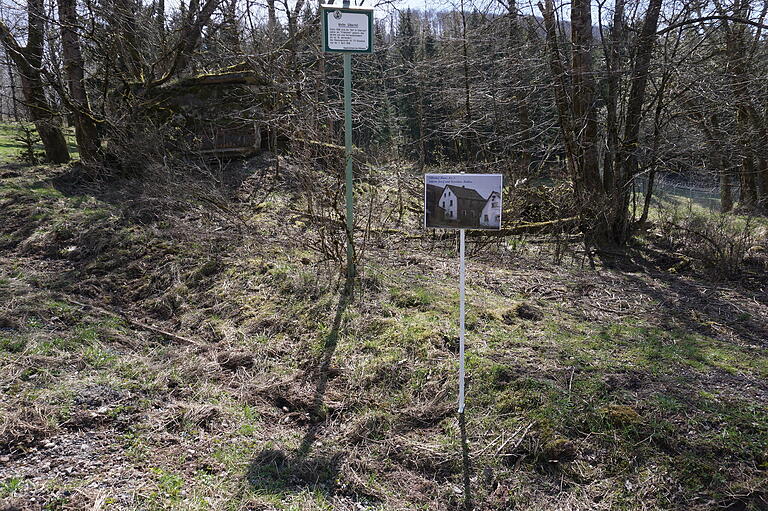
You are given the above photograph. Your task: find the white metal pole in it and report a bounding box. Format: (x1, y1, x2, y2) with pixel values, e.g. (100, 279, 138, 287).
(459, 228, 466, 413)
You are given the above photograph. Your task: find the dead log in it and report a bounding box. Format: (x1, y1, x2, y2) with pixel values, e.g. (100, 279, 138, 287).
(466, 216, 579, 237)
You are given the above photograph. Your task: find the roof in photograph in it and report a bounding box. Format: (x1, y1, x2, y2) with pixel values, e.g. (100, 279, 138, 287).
(426, 184, 444, 194)
(445, 185, 486, 201)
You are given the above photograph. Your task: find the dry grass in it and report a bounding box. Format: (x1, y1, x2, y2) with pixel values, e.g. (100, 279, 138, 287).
(0, 162, 766, 510)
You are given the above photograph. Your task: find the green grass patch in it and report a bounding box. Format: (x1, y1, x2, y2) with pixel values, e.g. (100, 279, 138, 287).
(389, 286, 440, 309)
(0, 333, 27, 353)
(0, 477, 24, 498)
(0, 122, 78, 163)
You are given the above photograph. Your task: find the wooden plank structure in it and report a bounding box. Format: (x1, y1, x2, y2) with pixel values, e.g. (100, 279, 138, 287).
(148, 65, 267, 157)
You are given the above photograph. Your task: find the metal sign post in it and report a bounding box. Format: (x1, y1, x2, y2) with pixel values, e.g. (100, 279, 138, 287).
(459, 228, 466, 413)
(321, 2, 374, 285)
(423, 173, 504, 412)
(424, 173, 502, 510)
(344, 53, 354, 282)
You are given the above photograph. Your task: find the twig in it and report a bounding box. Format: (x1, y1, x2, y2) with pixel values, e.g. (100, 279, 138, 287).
(473, 433, 504, 456)
(59, 295, 205, 349)
(494, 422, 534, 457)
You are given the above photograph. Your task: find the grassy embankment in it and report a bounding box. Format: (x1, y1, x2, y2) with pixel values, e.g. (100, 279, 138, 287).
(0, 125, 766, 510)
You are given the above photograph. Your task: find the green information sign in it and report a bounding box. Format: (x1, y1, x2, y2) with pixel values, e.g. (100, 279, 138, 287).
(320, 5, 373, 54)
(319, 3, 374, 287)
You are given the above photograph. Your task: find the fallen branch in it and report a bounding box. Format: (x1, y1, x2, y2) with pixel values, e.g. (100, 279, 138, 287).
(495, 422, 534, 457)
(58, 295, 206, 349)
(291, 137, 365, 154)
(467, 216, 580, 237)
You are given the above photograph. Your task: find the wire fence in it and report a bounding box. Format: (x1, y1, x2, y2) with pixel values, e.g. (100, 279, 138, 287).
(531, 173, 731, 212)
(636, 173, 732, 212)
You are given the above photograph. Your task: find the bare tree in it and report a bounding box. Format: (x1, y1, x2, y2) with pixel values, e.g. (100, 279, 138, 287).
(0, 0, 69, 163)
(58, 0, 101, 162)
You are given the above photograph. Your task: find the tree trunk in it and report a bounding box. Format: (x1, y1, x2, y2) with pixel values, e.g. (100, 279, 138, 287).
(717, 8, 767, 211)
(538, 0, 576, 180)
(20, 75, 71, 163)
(156, 0, 166, 44)
(460, 0, 474, 161)
(602, 0, 624, 194)
(570, 0, 601, 200)
(610, 0, 663, 243)
(508, 0, 532, 173)
(418, 85, 426, 169)
(541, 0, 663, 245)
(267, 0, 277, 35)
(4, 54, 18, 121)
(58, 0, 101, 163)
(740, 151, 758, 209)
(112, 0, 143, 81)
(759, 158, 768, 205)
(721, 169, 734, 213)
(150, 0, 218, 87)
(699, 114, 733, 213)
(0, 0, 69, 163)
(639, 62, 670, 225)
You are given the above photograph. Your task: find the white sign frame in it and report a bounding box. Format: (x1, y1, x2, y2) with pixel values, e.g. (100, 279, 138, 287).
(424, 173, 503, 230)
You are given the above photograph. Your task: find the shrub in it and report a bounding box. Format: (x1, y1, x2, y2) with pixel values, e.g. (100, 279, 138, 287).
(505, 181, 577, 224)
(14, 124, 42, 165)
(658, 204, 760, 278)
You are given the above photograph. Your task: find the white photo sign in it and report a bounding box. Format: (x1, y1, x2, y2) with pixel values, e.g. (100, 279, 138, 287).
(424, 174, 503, 230)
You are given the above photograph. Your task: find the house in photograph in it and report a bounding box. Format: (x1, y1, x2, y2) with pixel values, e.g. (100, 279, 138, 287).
(425, 173, 503, 229)
(438, 185, 487, 227)
(480, 190, 501, 228)
(425, 183, 445, 224)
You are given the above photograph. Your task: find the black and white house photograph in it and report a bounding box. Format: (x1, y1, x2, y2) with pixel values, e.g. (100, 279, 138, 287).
(425, 174, 503, 229)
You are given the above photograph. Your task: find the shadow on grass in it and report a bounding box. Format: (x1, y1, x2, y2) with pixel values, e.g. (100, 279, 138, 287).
(246, 286, 352, 497)
(598, 247, 768, 345)
(47, 154, 270, 195)
(458, 411, 473, 511)
(297, 286, 351, 457)
(246, 448, 342, 495)
(42, 155, 274, 227)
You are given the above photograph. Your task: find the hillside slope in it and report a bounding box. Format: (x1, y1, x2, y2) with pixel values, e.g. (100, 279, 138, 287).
(0, 163, 767, 510)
